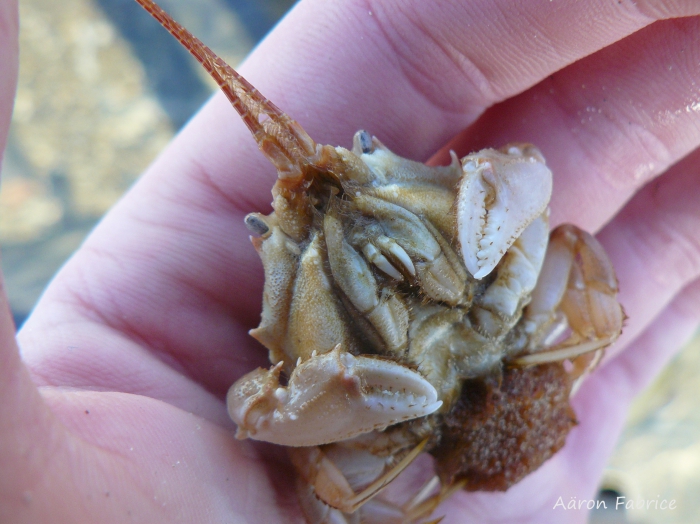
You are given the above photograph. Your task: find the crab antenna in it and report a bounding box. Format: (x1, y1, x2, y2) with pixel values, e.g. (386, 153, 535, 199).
(134, 0, 317, 177)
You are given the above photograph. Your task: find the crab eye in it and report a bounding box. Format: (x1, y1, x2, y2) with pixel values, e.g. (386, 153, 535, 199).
(245, 213, 270, 236)
(355, 130, 374, 154)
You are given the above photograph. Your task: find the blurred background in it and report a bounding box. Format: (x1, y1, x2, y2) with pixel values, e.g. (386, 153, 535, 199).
(1, 0, 698, 522)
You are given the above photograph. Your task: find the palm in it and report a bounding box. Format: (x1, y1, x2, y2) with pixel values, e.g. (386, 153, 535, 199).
(3, 1, 700, 523)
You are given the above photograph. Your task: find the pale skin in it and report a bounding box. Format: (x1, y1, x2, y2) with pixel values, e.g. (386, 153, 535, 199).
(2, 0, 700, 522)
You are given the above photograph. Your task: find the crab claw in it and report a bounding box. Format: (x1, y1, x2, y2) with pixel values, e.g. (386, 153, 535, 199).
(227, 345, 442, 447)
(456, 144, 552, 280)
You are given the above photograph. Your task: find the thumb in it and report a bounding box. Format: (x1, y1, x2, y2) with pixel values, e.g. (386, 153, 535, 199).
(0, 0, 65, 517)
(0, 271, 62, 514)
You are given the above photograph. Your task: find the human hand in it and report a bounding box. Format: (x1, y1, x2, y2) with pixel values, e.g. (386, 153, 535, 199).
(3, 1, 700, 523)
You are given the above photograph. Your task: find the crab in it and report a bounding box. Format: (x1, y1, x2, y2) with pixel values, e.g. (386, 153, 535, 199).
(135, 1, 625, 522)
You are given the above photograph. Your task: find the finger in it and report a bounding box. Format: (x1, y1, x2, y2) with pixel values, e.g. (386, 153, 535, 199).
(238, 0, 700, 164)
(0, 4, 68, 512)
(0, 272, 62, 518)
(21, 315, 235, 426)
(0, 0, 17, 157)
(597, 145, 700, 360)
(437, 16, 700, 230)
(594, 277, 700, 401)
(435, 279, 700, 523)
(0, 0, 34, 487)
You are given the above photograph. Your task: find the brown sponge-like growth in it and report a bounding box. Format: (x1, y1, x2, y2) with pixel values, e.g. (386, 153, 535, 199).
(432, 362, 577, 491)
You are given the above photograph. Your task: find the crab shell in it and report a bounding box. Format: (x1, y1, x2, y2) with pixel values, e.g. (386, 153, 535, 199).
(226, 142, 553, 447)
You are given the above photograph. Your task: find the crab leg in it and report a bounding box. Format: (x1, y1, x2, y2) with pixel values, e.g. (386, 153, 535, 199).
(227, 345, 441, 447)
(292, 444, 461, 523)
(512, 338, 614, 367)
(290, 438, 429, 517)
(402, 477, 467, 524)
(469, 211, 550, 337)
(512, 225, 624, 370)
